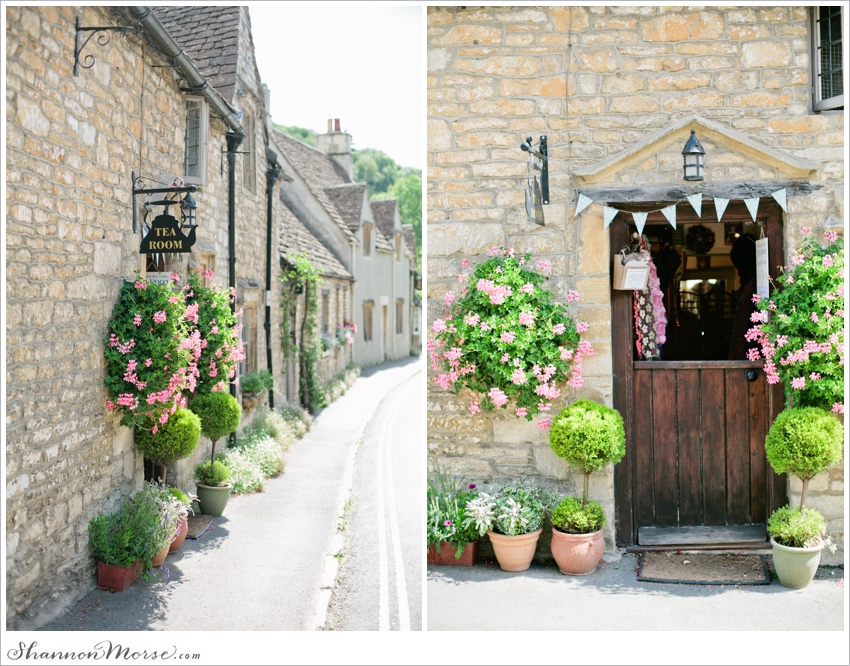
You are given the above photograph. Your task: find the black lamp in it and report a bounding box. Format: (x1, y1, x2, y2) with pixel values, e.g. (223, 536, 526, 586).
(180, 191, 197, 228)
(682, 129, 705, 181)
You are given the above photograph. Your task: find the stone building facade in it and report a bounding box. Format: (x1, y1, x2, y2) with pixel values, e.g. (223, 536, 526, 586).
(427, 6, 844, 561)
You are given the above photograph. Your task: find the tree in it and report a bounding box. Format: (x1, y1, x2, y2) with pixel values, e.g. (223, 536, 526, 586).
(274, 123, 316, 146)
(375, 172, 422, 265)
(352, 148, 400, 196)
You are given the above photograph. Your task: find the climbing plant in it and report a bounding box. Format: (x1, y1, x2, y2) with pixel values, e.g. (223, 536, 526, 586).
(280, 253, 325, 413)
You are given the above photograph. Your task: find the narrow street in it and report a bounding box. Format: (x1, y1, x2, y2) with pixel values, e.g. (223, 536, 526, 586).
(327, 370, 423, 630)
(39, 357, 421, 632)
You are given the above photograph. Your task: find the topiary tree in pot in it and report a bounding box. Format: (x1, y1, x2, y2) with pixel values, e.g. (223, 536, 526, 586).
(190, 391, 241, 516)
(548, 398, 626, 575)
(764, 406, 843, 588)
(134, 407, 201, 483)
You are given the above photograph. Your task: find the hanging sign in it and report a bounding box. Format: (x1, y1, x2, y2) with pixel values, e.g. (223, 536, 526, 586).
(525, 178, 545, 226)
(139, 213, 196, 254)
(146, 272, 173, 285)
(755, 237, 769, 300)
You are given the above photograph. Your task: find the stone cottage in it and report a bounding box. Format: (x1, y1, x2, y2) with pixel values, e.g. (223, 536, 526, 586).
(426, 6, 844, 562)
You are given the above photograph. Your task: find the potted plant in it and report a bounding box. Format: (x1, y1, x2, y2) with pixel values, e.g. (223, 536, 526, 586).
(426, 471, 480, 566)
(167, 487, 197, 553)
(548, 398, 626, 575)
(134, 407, 201, 483)
(464, 481, 556, 572)
(191, 391, 241, 515)
(238, 369, 274, 410)
(193, 460, 232, 516)
(765, 406, 843, 588)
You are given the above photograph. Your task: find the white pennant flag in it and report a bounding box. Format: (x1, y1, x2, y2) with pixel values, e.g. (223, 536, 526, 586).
(744, 196, 760, 222)
(686, 193, 702, 218)
(661, 204, 677, 229)
(574, 193, 593, 217)
(603, 206, 619, 228)
(714, 197, 730, 223)
(771, 188, 788, 213)
(631, 211, 648, 235)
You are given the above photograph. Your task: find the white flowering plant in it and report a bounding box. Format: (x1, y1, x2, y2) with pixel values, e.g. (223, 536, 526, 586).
(746, 229, 844, 412)
(431, 248, 593, 429)
(463, 481, 558, 537)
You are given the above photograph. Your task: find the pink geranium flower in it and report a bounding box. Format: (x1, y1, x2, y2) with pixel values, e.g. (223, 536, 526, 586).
(445, 291, 456, 305)
(537, 418, 551, 430)
(500, 331, 516, 343)
(433, 319, 447, 333)
(537, 260, 552, 272)
(469, 402, 481, 414)
(575, 321, 589, 334)
(519, 312, 534, 327)
(566, 290, 580, 302)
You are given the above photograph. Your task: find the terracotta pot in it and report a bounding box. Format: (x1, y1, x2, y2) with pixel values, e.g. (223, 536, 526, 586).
(427, 542, 478, 566)
(169, 515, 189, 553)
(487, 529, 542, 572)
(97, 560, 141, 592)
(550, 527, 605, 576)
(151, 543, 170, 567)
(241, 392, 263, 410)
(771, 537, 824, 589)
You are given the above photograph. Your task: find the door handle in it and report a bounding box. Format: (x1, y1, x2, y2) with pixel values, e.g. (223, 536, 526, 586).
(746, 369, 758, 382)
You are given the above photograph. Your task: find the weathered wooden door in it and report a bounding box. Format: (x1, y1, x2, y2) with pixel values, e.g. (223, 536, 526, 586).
(612, 200, 787, 546)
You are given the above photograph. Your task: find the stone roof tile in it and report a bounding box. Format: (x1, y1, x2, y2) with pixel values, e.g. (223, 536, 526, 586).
(278, 201, 352, 280)
(370, 199, 397, 242)
(322, 183, 367, 233)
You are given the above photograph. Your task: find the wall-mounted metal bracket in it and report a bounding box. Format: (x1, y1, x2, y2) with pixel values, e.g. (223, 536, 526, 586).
(521, 135, 549, 204)
(131, 170, 196, 234)
(74, 16, 139, 76)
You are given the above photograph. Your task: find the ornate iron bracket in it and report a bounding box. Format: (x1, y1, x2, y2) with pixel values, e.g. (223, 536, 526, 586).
(74, 16, 139, 76)
(131, 170, 196, 233)
(521, 135, 549, 205)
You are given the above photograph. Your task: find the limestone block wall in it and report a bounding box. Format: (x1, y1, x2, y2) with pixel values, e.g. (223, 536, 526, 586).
(427, 6, 844, 558)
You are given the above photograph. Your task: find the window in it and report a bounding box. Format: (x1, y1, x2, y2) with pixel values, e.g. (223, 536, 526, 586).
(362, 224, 371, 257)
(242, 111, 256, 192)
(396, 232, 403, 261)
(184, 97, 208, 185)
(363, 300, 374, 342)
(321, 290, 330, 334)
(813, 7, 844, 111)
(396, 298, 404, 335)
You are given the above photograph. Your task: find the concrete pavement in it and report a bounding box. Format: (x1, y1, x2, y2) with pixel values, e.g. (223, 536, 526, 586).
(39, 356, 422, 631)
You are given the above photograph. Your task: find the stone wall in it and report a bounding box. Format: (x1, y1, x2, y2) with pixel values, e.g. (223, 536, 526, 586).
(426, 6, 844, 559)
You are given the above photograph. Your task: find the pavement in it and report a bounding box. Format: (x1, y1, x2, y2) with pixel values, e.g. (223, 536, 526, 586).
(39, 356, 422, 632)
(427, 552, 847, 632)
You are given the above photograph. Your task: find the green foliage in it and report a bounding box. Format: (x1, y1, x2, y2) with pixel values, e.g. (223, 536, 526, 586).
(353, 148, 404, 196)
(426, 471, 481, 556)
(551, 497, 606, 535)
(276, 402, 312, 438)
(767, 505, 828, 549)
(280, 253, 325, 412)
(323, 365, 361, 405)
(464, 481, 558, 537)
(134, 408, 200, 471)
(374, 172, 422, 265)
(221, 448, 265, 495)
(751, 230, 844, 410)
(249, 408, 297, 450)
(191, 392, 242, 444)
(765, 407, 844, 482)
(549, 399, 626, 475)
(239, 369, 275, 394)
(194, 460, 231, 487)
(273, 123, 316, 146)
(185, 272, 243, 394)
(104, 276, 191, 429)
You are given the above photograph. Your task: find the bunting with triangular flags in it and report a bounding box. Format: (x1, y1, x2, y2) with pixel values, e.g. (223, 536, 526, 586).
(661, 204, 677, 229)
(686, 193, 702, 218)
(632, 211, 648, 236)
(603, 206, 618, 228)
(770, 188, 787, 213)
(574, 193, 593, 217)
(714, 197, 729, 223)
(744, 197, 760, 222)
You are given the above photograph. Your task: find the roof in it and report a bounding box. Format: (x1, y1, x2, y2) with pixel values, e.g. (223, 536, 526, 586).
(370, 199, 397, 242)
(402, 224, 417, 268)
(278, 201, 352, 280)
(271, 130, 357, 244)
(153, 6, 241, 103)
(323, 183, 367, 232)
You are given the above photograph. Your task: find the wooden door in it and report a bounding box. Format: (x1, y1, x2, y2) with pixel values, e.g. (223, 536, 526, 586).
(612, 200, 787, 546)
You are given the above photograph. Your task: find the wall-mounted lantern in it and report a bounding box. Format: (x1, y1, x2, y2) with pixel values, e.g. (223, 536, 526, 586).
(180, 191, 198, 230)
(682, 129, 705, 181)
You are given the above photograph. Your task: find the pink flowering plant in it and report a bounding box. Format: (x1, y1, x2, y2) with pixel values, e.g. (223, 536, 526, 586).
(746, 230, 844, 412)
(431, 248, 593, 425)
(104, 275, 192, 429)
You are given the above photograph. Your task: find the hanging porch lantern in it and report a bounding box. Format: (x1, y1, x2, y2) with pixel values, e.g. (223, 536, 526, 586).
(682, 129, 705, 181)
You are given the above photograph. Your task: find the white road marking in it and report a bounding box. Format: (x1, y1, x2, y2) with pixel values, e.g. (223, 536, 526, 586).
(376, 395, 391, 631)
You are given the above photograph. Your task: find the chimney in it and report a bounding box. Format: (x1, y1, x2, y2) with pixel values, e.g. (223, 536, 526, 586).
(316, 117, 353, 181)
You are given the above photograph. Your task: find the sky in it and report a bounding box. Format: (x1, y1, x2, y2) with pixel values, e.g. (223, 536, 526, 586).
(249, 3, 423, 170)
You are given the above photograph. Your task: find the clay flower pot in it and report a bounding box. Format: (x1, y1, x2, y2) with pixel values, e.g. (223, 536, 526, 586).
(550, 527, 604, 576)
(97, 560, 141, 592)
(487, 529, 542, 572)
(151, 543, 170, 567)
(427, 542, 478, 566)
(169, 515, 189, 553)
(770, 537, 825, 589)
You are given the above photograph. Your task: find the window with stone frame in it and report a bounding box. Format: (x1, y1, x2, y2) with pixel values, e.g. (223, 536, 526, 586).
(812, 6, 844, 111)
(183, 97, 208, 185)
(242, 111, 256, 192)
(396, 298, 404, 335)
(362, 224, 372, 257)
(363, 300, 374, 342)
(321, 290, 330, 334)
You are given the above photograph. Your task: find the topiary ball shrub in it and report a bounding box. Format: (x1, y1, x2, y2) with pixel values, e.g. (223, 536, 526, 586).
(551, 497, 606, 535)
(765, 407, 843, 509)
(549, 399, 626, 503)
(767, 505, 828, 549)
(195, 460, 232, 487)
(191, 392, 242, 464)
(135, 408, 201, 480)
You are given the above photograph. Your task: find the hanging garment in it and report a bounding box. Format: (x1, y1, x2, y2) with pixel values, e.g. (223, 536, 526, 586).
(633, 238, 668, 360)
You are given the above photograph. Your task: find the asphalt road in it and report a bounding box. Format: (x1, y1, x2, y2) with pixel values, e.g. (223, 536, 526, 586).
(328, 370, 423, 631)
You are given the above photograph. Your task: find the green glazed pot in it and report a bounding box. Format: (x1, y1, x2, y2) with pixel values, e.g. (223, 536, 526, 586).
(770, 537, 824, 589)
(196, 483, 232, 517)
